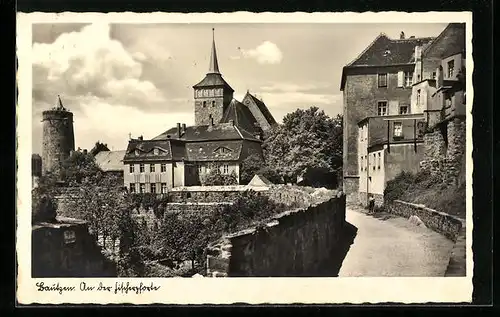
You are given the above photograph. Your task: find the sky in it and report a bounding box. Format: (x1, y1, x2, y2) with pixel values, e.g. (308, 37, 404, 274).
(31, 22, 448, 154)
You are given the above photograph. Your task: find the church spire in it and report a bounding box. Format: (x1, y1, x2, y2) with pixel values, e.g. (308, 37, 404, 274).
(208, 28, 220, 74)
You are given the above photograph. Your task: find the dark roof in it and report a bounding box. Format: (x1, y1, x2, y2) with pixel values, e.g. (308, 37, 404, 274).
(221, 99, 260, 134)
(193, 73, 234, 92)
(422, 23, 466, 56)
(340, 34, 434, 90)
(152, 123, 259, 142)
(124, 139, 175, 162)
(348, 34, 434, 67)
(245, 93, 277, 126)
(186, 141, 243, 161)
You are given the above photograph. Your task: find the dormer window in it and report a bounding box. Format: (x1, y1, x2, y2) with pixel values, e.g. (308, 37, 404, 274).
(153, 148, 159, 155)
(135, 149, 139, 156)
(215, 147, 231, 154)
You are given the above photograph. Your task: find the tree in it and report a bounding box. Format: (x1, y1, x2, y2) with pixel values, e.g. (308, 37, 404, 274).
(202, 168, 238, 186)
(263, 107, 343, 185)
(240, 154, 265, 185)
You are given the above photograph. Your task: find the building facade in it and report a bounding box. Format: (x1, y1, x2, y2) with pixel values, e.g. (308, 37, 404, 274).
(340, 31, 434, 204)
(123, 29, 277, 193)
(417, 23, 467, 186)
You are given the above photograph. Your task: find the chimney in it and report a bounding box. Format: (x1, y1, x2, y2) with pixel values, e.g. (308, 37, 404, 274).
(414, 46, 422, 61)
(177, 123, 181, 137)
(229, 119, 234, 126)
(400, 31, 405, 39)
(138, 135, 143, 141)
(409, 35, 415, 39)
(83, 149, 88, 155)
(182, 123, 186, 134)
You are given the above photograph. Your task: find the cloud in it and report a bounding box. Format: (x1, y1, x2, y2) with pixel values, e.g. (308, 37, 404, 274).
(32, 23, 166, 112)
(236, 41, 283, 64)
(259, 82, 332, 93)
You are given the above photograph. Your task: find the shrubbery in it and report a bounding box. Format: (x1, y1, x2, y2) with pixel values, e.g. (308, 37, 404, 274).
(384, 169, 465, 218)
(201, 169, 238, 186)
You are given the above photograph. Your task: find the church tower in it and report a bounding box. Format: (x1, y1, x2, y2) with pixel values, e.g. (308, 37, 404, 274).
(193, 29, 234, 126)
(41, 95, 75, 176)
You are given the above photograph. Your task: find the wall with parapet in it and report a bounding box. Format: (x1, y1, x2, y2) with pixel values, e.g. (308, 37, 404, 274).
(385, 199, 466, 276)
(206, 194, 353, 277)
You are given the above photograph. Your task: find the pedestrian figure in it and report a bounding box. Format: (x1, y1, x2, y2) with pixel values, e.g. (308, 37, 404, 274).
(368, 195, 375, 214)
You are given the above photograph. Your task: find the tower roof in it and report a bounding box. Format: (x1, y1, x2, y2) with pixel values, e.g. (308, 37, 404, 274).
(55, 95, 67, 111)
(208, 28, 220, 74)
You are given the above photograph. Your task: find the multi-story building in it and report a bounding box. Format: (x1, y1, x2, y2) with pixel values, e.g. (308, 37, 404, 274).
(340, 31, 434, 204)
(122, 30, 277, 193)
(416, 23, 466, 186)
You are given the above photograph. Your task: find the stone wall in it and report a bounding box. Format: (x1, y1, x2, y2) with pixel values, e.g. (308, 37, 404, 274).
(42, 109, 75, 175)
(386, 200, 464, 241)
(420, 117, 466, 186)
(206, 194, 352, 277)
(32, 217, 117, 277)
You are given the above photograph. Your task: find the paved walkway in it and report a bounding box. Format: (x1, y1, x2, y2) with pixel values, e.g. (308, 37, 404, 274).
(339, 206, 455, 277)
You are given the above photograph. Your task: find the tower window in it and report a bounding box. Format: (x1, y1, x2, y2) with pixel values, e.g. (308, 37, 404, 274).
(212, 101, 216, 107)
(203, 101, 207, 108)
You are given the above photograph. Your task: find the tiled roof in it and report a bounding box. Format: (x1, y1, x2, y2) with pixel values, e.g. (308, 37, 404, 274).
(94, 150, 126, 172)
(124, 140, 174, 162)
(186, 140, 243, 161)
(193, 73, 234, 92)
(221, 99, 260, 134)
(348, 34, 434, 67)
(245, 93, 277, 126)
(152, 123, 259, 142)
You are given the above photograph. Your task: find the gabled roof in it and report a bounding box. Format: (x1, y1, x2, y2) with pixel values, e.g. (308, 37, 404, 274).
(340, 34, 434, 90)
(422, 23, 466, 58)
(220, 99, 260, 134)
(152, 123, 260, 142)
(124, 139, 175, 162)
(185, 141, 243, 161)
(94, 150, 126, 172)
(248, 174, 273, 186)
(243, 92, 277, 127)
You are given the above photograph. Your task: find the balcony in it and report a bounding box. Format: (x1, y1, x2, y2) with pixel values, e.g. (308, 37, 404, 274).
(359, 114, 425, 149)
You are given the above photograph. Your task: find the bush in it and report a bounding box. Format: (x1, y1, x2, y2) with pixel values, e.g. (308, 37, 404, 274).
(202, 169, 238, 186)
(384, 170, 465, 218)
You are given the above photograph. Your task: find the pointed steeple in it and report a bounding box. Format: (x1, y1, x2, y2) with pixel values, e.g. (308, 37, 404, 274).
(208, 28, 220, 74)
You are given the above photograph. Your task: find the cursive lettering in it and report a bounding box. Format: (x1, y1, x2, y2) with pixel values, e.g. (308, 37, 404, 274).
(114, 281, 161, 295)
(36, 282, 76, 295)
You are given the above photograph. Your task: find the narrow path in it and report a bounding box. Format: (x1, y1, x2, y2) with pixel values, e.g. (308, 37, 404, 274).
(339, 206, 455, 277)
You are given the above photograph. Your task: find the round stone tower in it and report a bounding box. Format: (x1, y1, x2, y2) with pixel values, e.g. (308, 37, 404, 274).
(41, 95, 75, 175)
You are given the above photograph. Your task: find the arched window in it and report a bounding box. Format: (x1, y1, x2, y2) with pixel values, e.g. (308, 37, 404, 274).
(203, 101, 206, 108)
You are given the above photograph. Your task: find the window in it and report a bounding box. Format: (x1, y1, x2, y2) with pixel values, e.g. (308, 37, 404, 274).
(150, 164, 155, 173)
(129, 164, 134, 173)
(377, 101, 388, 116)
(378, 73, 387, 87)
(212, 101, 216, 107)
(139, 183, 145, 193)
(161, 183, 167, 194)
(150, 183, 156, 194)
(378, 153, 381, 169)
(373, 154, 376, 170)
(360, 156, 363, 172)
(161, 163, 167, 172)
(447, 60, 455, 78)
(404, 71, 413, 86)
(135, 149, 139, 156)
(394, 122, 403, 138)
(203, 101, 207, 108)
(432, 71, 436, 79)
(139, 164, 145, 173)
(399, 105, 409, 114)
(153, 148, 159, 155)
(130, 183, 136, 193)
(416, 89, 421, 105)
(63, 230, 76, 244)
(223, 164, 229, 174)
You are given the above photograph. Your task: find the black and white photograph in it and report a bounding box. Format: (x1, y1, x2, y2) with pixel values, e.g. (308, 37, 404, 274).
(17, 12, 473, 304)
